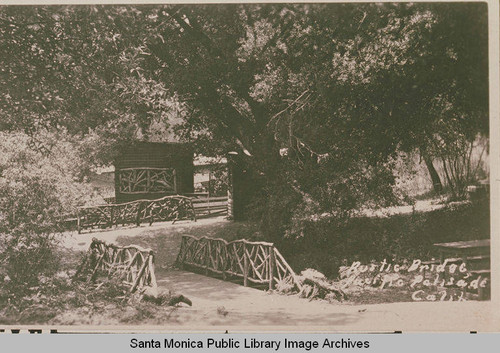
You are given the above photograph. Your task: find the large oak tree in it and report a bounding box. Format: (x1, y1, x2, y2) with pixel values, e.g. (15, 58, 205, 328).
(0, 3, 489, 236)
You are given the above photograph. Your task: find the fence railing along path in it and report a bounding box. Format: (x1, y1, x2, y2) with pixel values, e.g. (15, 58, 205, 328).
(176, 235, 302, 291)
(77, 195, 196, 233)
(75, 238, 157, 293)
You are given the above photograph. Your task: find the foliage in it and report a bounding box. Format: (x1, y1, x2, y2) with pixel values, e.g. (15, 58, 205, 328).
(0, 130, 94, 290)
(0, 244, 184, 325)
(0, 3, 489, 242)
(431, 134, 489, 199)
(280, 200, 490, 278)
(0, 5, 180, 162)
(136, 3, 487, 236)
(7, 4, 495, 317)
(0, 269, 180, 325)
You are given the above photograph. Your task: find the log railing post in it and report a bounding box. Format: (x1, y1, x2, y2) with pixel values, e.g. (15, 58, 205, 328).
(269, 246, 275, 290)
(136, 201, 142, 226)
(190, 198, 197, 222)
(131, 255, 149, 293)
(110, 206, 114, 228)
(222, 247, 227, 280)
(175, 236, 185, 267)
(77, 208, 81, 234)
(148, 252, 157, 289)
(207, 183, 211, 215)
(205, 239, 210, 275)
(243, 242, 248, 287)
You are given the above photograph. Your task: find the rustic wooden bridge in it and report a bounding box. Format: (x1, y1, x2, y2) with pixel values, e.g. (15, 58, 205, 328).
(175, 235, 302, 291)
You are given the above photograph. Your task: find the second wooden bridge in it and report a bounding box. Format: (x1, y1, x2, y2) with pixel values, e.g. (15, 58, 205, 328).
(176, 235, 302, 291)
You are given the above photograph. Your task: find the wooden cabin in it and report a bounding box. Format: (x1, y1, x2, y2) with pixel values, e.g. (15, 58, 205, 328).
(114, 142, 194, 203)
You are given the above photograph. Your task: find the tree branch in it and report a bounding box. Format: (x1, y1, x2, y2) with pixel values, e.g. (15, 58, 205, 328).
(164, 7, 263, 121)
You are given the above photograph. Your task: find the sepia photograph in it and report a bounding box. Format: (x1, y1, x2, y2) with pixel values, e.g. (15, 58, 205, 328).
(0, 1, 497, 332)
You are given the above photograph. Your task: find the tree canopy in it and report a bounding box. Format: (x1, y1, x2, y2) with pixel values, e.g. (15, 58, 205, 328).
(0, 3, 489, 236)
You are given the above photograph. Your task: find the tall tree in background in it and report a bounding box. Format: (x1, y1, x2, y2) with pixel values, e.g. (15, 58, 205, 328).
(140, 3, 488, 233)
(0, 3, 489, 237)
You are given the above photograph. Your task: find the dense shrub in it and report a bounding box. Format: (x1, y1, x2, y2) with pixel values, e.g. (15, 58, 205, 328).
(0, 130, 94, 293)
(278, 199, 490, 278)
(247, 154, 410, 246)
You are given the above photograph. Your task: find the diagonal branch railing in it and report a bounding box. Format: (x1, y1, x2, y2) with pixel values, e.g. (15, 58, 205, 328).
(75, 238, 157, 293)
(175, 235, 302, 291)
(77, 195, 196, 233)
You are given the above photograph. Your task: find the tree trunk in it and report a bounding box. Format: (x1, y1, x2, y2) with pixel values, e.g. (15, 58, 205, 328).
(423, 154, 443, 194)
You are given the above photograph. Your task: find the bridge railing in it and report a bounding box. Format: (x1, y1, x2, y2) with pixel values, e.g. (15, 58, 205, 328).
(176, 235, 302, 291)
(77, 195, 196, 233)
(75, 238, 157, 293)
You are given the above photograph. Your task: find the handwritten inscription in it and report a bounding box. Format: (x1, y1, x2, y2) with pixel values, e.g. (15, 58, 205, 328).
(340, 259, 489, 301)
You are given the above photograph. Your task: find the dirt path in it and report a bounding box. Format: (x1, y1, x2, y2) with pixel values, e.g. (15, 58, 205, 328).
(62, 198, 449, 253)
(145, 268, 497, 331)
(61, 216, 231, 253)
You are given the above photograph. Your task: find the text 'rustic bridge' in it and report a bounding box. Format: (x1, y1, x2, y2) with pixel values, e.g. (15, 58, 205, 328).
(176, 235, 302, 291)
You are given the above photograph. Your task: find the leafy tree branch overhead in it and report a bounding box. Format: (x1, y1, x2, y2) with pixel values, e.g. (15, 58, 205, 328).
(0, 3, 489, 235)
